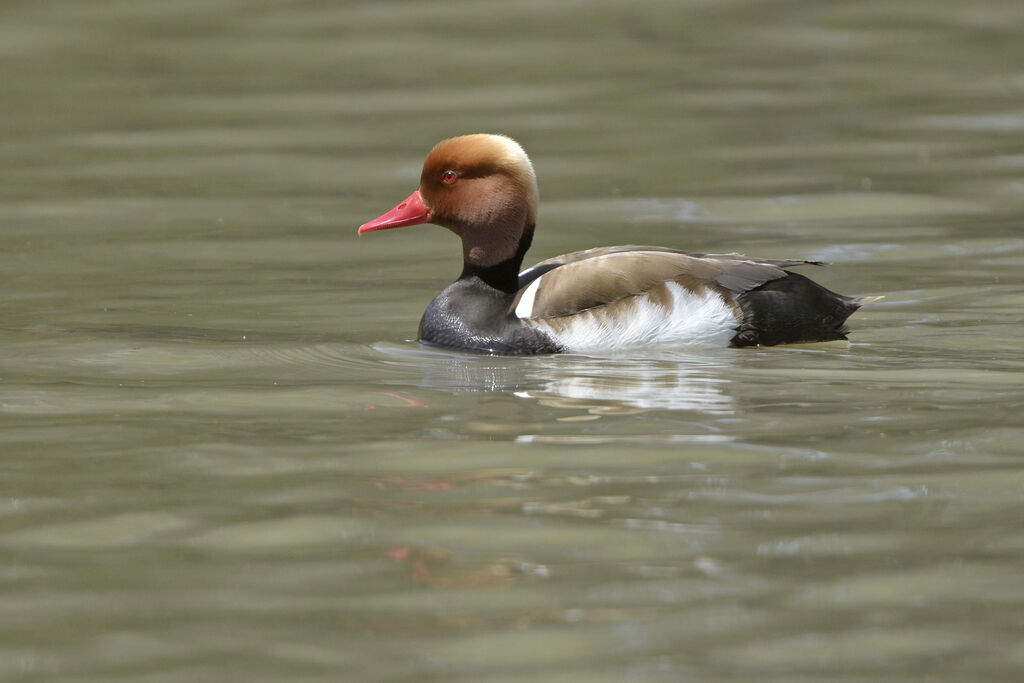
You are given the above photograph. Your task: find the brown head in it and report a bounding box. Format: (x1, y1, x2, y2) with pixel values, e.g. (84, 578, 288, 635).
(358, 134, 539, 268)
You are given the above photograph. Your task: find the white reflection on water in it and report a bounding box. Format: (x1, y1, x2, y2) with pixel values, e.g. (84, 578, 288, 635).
(514, 354, 734, 415)
(374, 343, 735, 416)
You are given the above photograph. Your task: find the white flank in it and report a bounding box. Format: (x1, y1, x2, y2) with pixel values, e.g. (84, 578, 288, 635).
(532, 282, 738, 352)
(514, 277, 542, 319)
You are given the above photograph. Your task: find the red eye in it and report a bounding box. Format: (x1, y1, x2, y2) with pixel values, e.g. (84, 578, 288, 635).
(441, 170, 458, 184)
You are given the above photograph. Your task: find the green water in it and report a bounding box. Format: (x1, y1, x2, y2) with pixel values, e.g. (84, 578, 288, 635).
(2, 1, 1024, 681)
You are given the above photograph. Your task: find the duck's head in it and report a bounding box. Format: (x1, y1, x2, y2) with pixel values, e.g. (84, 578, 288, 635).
(358, 134, 538, 268)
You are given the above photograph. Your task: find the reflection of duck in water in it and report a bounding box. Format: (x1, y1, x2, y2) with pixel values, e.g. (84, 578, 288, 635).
(360, 134, 879, 355)
(515, 354, 735, 416)
(380, 344, 735, 418)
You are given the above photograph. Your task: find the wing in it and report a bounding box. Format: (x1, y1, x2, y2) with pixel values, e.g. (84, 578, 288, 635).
(512, 246, 826, 320)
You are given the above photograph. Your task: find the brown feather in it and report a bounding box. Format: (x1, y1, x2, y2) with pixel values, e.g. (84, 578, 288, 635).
(511, 248, 806, 319)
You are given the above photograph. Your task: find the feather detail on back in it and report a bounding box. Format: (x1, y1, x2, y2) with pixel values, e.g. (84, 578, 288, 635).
(510, 247, 817, 320)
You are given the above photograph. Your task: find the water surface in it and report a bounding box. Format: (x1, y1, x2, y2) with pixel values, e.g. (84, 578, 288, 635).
(2, 1, 1024, 681)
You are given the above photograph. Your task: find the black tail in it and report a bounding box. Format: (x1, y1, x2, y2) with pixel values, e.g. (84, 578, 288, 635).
(731, 271, 879, 347)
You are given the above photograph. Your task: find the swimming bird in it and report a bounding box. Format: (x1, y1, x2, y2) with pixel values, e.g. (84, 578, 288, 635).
(358, 134, 877, 355)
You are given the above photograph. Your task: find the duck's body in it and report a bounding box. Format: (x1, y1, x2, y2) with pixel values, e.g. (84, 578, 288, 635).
(359, 134, 877, 355)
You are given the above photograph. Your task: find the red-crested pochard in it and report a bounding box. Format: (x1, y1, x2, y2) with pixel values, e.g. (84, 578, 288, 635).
(359, 134, 878, 355)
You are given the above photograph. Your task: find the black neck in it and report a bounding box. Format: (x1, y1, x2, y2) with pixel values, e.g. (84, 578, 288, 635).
(458, 226, 534, 294)
(459, 258, 521, 294)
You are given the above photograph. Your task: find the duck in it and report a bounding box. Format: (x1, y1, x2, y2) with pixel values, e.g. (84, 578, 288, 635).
(358, 133, 878, 355)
